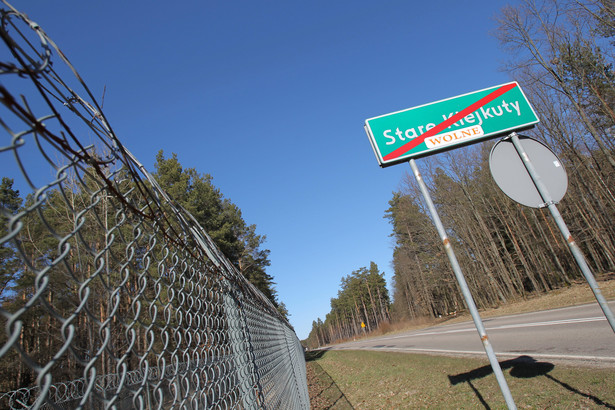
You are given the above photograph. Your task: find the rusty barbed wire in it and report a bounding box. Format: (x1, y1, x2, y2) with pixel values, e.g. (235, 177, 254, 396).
(0, 2, 308, 409)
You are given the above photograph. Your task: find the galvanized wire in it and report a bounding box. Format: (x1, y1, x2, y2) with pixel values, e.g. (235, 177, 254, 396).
(0, 2, 309, 409)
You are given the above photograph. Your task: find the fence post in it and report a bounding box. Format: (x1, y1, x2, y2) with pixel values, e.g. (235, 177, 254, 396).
(283, 324, 309, 408)
(222, 284, 260, 409)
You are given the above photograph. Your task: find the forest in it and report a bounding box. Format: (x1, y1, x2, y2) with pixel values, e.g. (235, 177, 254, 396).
(0, 150, 284, 392)
(306, 0, 615, 348)
(308, 262, 391, 349)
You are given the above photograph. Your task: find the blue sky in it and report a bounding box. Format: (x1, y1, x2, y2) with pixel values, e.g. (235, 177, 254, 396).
(4, 0, 516, 339)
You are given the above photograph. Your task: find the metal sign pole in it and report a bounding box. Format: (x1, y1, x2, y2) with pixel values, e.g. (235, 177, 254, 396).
(409, 159, 517, 410)
(509, 133, 615, 333)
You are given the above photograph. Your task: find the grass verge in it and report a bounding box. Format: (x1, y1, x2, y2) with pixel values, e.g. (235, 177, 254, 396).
(306, 280, 615, 408)
(308, 350, 615, 409)
(305, 351, 353, 409)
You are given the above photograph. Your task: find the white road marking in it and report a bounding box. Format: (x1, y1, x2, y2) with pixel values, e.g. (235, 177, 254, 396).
(366, 316, 606, 341)
(354, 346, 615, 362)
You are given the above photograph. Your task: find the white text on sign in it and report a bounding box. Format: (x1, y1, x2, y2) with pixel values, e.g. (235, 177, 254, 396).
(382, 98, 522, 146)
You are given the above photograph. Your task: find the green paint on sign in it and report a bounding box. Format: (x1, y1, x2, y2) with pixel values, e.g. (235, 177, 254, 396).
(364, 82, 539, 167)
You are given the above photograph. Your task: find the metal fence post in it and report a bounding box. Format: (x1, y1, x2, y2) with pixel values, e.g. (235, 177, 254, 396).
(283, 324, 310, 409)
(222, 285, 260, 409)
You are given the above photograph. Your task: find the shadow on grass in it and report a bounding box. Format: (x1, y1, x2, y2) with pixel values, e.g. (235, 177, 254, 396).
(306, 349, 354, 409)
(448, 355, 614, 409)
(305, 349, 329, 362)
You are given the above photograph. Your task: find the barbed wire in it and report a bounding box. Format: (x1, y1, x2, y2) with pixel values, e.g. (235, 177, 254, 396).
(0, 2, 309, 409)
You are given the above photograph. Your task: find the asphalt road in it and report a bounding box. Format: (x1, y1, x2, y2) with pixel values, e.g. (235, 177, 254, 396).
(325, 302, 615, 366)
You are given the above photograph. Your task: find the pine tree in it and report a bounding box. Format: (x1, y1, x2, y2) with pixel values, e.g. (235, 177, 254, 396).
(153, 151, 280, 305)
(0, 177, 22, 301)
(311, 262, 390, 345)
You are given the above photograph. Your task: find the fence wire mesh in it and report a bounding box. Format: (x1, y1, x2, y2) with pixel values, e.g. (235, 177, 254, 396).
(0, 3, 309, 409)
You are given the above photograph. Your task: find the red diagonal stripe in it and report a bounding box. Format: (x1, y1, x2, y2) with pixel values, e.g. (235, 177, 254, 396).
(382, 82, 518, 162)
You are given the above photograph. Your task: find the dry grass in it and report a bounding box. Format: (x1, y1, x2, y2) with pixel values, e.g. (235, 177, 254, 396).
(456, 278, 615, 321)
(370, 316, 434, 336)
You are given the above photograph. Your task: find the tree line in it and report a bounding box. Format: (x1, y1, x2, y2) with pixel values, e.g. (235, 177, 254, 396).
(388, 0, 615, 321)
(0, 150, 283, 392)
(305, 262, 390, 349)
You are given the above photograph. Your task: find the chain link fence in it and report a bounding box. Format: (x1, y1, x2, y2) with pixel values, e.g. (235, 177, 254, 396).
(0, 2, 309, 408)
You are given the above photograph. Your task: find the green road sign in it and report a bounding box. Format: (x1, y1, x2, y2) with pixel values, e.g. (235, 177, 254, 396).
(364, 82, 539, 167)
